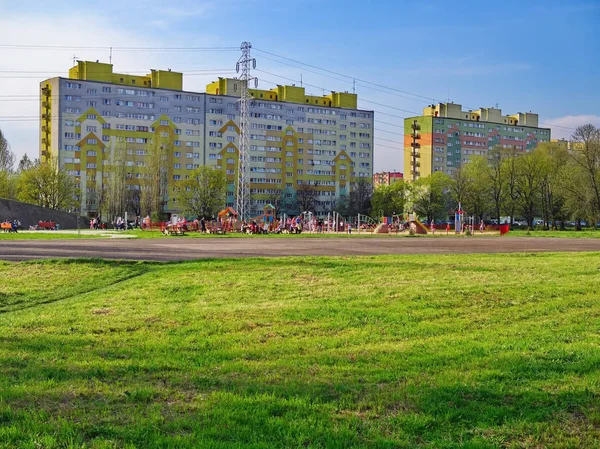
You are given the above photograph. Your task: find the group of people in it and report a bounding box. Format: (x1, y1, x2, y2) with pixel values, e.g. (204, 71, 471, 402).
(89, 217, 106, 230)
(1, 219, 20, 233)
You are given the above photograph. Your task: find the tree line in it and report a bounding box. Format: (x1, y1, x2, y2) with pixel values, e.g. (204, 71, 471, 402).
(2, 123, 598, 227)
(369, 124, 600, 229)
(1, 129, 80, 212)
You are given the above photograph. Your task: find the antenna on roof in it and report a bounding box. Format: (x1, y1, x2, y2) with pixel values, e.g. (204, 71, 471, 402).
(109, 46, 112, 64)
(353, 78, 356, 94)
(300, 73, 303, 87)
(72, 54, 78, 66)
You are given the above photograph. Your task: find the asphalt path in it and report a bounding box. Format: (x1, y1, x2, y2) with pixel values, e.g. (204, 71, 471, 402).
(1, 236, 600, 262)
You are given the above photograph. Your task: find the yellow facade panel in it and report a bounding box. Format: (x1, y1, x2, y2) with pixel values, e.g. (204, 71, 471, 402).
(150, 70, 183, 90)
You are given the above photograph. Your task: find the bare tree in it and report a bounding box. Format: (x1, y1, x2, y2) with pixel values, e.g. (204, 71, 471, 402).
(487, 146, 505, 224)
(569, 124, 600, 220)
(142, 134, 171, 220)
(101, 140, 128, 221)
(295, 183, 317, 213)
(17, 154, 35, 172)
(502, 147, 521, 225)
(348, 178, 373, 215)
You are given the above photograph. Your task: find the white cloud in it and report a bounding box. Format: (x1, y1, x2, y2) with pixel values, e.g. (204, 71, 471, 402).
(544, 115, 600, 140)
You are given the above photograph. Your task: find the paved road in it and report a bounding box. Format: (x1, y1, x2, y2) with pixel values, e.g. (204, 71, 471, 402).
(1, 237, 600, 262)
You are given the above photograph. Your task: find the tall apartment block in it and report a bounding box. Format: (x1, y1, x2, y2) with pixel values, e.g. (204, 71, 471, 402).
(403, 103, 551, 179)
(40, 61, 374, 217)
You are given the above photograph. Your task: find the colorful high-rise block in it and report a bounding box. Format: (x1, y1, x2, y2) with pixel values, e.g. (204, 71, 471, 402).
(404, 103, 551, 179)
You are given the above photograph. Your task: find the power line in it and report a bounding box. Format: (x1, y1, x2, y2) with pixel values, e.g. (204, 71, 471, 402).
(0, 71, 236, 79)
(0, 44, 239, 51)
(0, 68, 235, 74)
(254, 48, 574, 131)
(254, 48, 438, 103)
(256, 52, 432, 105)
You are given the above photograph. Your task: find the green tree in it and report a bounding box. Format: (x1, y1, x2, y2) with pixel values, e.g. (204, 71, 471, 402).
(411, 172, 452, 223)
(0, 169, 17, 199)
(463, 156, 491, 221)
(174, 166, 227, 219)
(449, 166, 471, 209)
(17, 160, 78, 211)
(560, 161, 595, 229)
(536, 143, 569, 229)
(514, 151, 543, 229)
(371, 180, 409, 217)
(0, 128, 15, 172)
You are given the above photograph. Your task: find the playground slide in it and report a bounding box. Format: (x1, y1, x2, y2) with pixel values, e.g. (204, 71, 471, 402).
(374, 223, 389, 234)
(411, 219, 428, 234)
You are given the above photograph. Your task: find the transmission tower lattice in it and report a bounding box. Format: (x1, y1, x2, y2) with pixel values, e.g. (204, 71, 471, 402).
(235, 41, 258, 222)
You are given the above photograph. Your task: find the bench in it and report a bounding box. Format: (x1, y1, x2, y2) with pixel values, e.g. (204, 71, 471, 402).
(161, 223, 186, 236)
(38, 221, 56, 230)
(207, 225, 225, 235)
(142, 222, 165, 231)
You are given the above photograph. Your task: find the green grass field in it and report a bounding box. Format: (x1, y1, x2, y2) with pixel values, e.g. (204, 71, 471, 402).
(1, 254, 600, 448)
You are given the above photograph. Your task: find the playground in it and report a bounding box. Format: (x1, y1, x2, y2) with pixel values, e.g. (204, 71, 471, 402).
(135, 203, 511, 238)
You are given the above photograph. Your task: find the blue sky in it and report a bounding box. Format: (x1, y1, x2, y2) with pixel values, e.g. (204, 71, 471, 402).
(0, 0, 598, 172)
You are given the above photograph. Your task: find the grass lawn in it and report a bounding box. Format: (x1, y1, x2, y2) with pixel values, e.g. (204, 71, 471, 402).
(0, 232, 108, 240)
(1, 254, 600, 448)
(508, 229, 600, 238)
